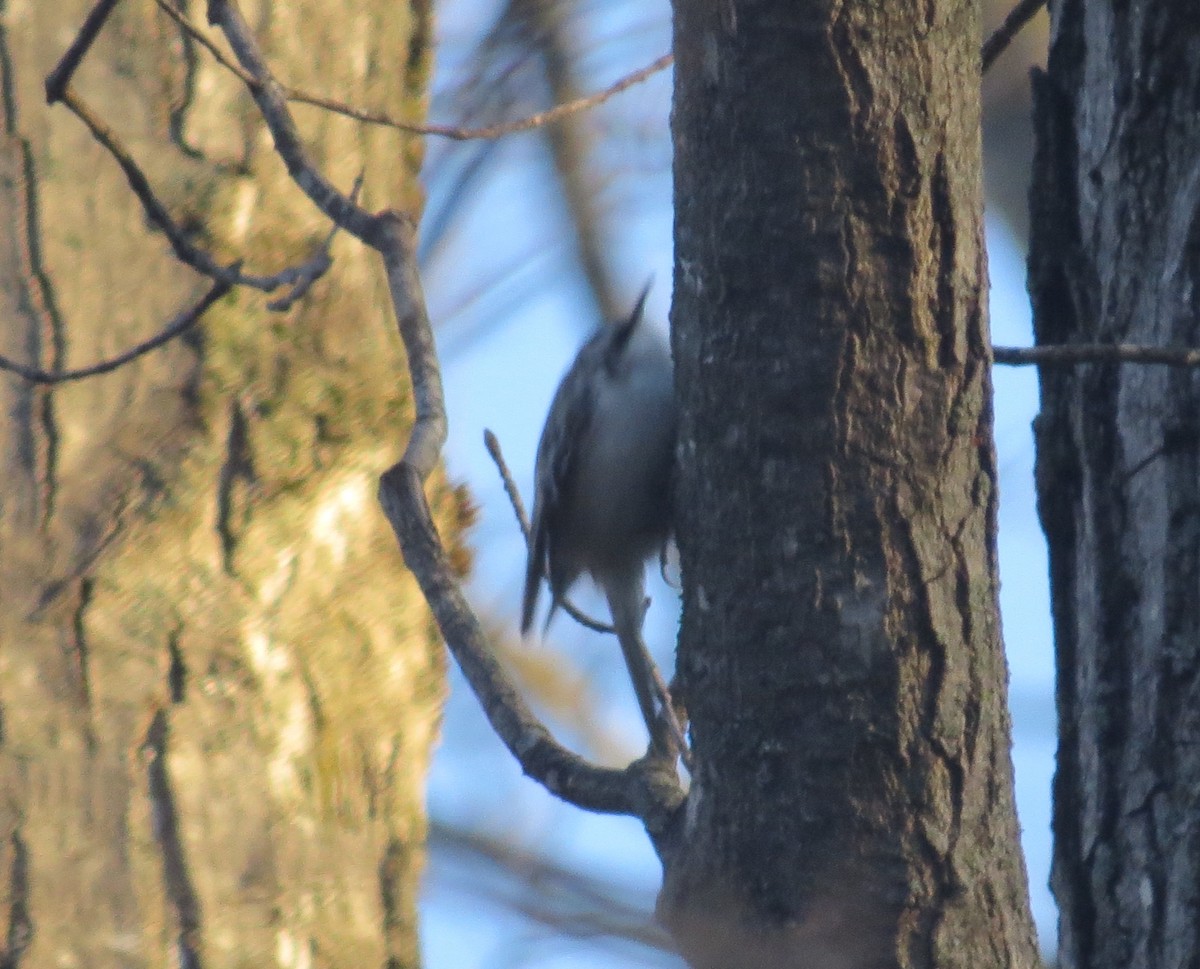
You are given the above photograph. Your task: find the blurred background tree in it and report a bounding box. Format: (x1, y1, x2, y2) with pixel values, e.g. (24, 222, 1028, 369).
(1029, 3, 1200, 969)
(0, 2, 464, 967)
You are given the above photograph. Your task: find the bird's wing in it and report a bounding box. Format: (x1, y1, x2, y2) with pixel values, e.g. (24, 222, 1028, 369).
(519, 286, 651, 633)
(520, 341, 601, 633)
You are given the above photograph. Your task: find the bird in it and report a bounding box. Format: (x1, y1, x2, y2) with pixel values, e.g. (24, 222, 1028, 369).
(520, 284, 686, 756)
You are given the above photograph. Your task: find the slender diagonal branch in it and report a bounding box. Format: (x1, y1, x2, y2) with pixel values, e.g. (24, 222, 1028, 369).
(160, 0, 671, 142)
(484, 430, 533, 534)
(154, 0, 258, 87)
(207, 0, 382, 242)
(290, 54, 675, 142)
(993, 343, 1200, 366)
(0, 278, 232, 383)
(981, 0, 1047, 73)
(266, 173, 365, 311)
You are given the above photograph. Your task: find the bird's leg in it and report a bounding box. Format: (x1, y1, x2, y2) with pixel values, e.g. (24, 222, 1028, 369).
(606, 577, 691, 767)
(640, 638, 692, 770)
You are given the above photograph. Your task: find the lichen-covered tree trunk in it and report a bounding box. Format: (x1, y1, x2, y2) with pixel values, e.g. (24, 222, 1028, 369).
(1028, 3, 1200, 969)
(663, 1, 1040, 966)
(0, 3, 459, 968)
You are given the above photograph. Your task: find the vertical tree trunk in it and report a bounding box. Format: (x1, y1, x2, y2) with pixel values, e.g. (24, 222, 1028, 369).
(1028, 3, 1200, 968)
(0, 3, 458, 968)
(663, 1, 1039, 966)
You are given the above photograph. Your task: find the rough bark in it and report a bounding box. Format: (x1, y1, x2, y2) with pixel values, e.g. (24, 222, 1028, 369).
(0, 2, 459, 968)
(1028, 3, 1200, 969)
(663, 1, 1039, 967)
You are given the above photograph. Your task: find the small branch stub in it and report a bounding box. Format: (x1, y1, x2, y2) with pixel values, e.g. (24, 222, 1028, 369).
(993, 343, 1200, 366)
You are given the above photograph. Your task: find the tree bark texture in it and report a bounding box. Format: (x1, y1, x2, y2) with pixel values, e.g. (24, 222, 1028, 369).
(664, 2, 1039, 967)
(1028, 3, 1200, 968)
(0, 3, 460, 968)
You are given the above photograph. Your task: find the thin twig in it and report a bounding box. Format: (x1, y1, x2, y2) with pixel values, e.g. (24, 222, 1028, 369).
(154, 0, 257, 87)
(981, 0, 1047, 73)
(156, 0, 672, 142)
(483, 429, 613, 635)
(61, 87, 225, 274)
(209, 0, 379, 241)
(993, 344, 1200, 366)
(483, 429, 532, 533)
(44, 0, 123, 102)
(291, 54, 675, 142)
(266, 172, 365, 311)
(0, 277, 233, 383)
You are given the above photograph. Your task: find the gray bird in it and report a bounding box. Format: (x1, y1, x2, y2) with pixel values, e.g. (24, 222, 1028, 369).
(521, 286, 684, 755)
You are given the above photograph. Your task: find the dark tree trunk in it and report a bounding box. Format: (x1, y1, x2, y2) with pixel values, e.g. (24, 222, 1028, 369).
(1028, 3, 1200, 969)
(663, 1, 1039, 967)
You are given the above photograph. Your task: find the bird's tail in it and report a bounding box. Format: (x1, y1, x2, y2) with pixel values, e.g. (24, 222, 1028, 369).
(520, 518, 546, 635)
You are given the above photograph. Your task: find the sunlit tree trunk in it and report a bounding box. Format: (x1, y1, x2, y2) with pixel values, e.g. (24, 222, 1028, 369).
(0, 3, 460, 967)
(662, 1, 1040, 966)
(1029, 3, 1200, 968)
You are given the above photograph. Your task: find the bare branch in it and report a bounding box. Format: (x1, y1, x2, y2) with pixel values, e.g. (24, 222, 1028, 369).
(455, 52, 672, 143)
(981, 0, 1047, 73)
(35, 11, 361, 390)
(993, 343, 1200, 366)
(207, 0, 380, 241)
(483, 429, 613, 636)
(161, 0, 672, 142)
(154, 0, 257, 87)
(0, 277, 232, 383)
(484, 429, 533, 534)
(266, 173, 365, 311)
(290, 54, 674, 142)
(60, 87, 227, 275)
(44, 0, 123, 103)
